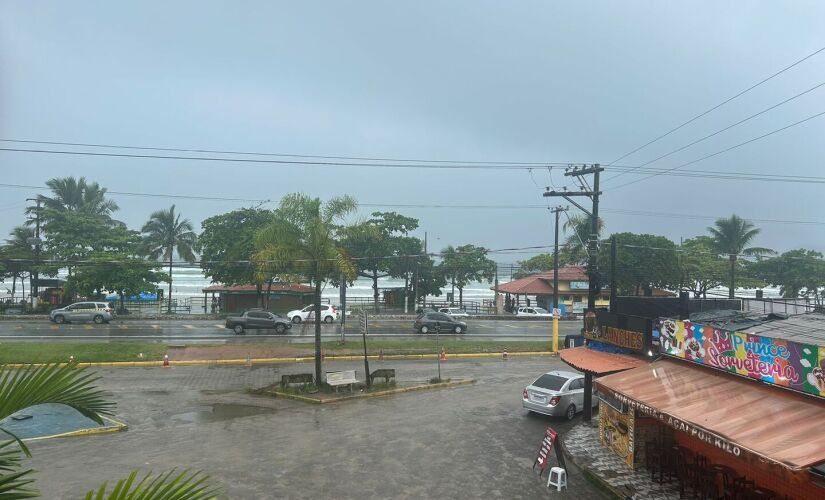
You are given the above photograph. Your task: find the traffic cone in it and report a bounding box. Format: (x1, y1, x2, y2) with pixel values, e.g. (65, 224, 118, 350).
(440, 347, 447, 361)
(379, 349, 384, 361)
(163, 354, 170, 367)
(502, 348, 509, 360)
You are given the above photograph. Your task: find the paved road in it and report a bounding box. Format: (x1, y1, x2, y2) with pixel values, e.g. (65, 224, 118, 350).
(27, 357, 608, 499)
(0, 318, 582, 343)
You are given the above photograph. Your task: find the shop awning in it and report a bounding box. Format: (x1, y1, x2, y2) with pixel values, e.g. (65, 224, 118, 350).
(595, 359, 825, 473)
(560, 346, 647, 375)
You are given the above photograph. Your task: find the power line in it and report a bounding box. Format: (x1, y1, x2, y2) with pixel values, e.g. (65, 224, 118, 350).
(606, 45, 825, 166)
(604, 79, 825, 183)
(0, 138, 554, 166)
(610, 109, 825, 191)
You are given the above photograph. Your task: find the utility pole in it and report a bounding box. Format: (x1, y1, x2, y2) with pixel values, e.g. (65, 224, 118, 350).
(543, 164, 603, 423)
(550, 206, 568, 352)
(25, 198, 42, 310)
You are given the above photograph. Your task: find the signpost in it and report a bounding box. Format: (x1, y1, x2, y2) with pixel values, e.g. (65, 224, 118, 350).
(533, 427, 565, 476)
(359, 310, 371, 387)
(552, 308, 561, 352)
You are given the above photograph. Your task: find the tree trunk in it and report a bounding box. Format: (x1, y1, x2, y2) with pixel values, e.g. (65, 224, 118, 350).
(451, 277, 455, 305)
(167, 247, 173, 314)
(314, 262, 323, 386)
(459, 286, 463, 307)
(265, 279, 274, 309)
(20, 277, 25, 305)
(256, 283, 263, 308)
(729, 254, 736, 299)
(372, 268, 379, 313)
(120, 290, 125, 314)
(11, 275, 16, 301)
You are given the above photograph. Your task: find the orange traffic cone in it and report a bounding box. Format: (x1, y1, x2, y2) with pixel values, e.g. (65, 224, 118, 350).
(502, 348, 509, 360)
(439, 347, 447, 361)
(379, 349, 384, 361)
(163, 354, 170, 367)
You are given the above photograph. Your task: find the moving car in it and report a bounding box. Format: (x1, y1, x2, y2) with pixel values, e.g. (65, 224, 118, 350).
(287, 304, 339, 323)
(516, 306, 553, 318)
(49, 302, 115, 324)
(522, 370, 598, 420)
(437, 307, 469, 318)
(413, 312, 467, 334)
(224, 310, 292, 335)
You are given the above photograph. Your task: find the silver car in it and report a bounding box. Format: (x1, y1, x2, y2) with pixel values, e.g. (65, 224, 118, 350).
(522, 370, 598, 420)
(50, 302, 114, 324)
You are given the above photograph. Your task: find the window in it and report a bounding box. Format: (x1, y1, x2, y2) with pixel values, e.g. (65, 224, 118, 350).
(532, 374, 567, 391)
(248, 312, 267, 318)
(568, 378, 584, 390)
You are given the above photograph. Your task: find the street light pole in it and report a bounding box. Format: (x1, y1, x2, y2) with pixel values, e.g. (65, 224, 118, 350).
(550, 206, 567, 352)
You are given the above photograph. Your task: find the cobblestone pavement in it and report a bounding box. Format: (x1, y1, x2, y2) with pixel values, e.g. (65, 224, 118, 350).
(24, 357, 611, 499)
(564, 424, 681, 499)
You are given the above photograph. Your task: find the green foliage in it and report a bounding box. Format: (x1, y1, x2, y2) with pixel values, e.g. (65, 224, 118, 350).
(342, 212, 419, 308)
(707, 214, 773, 297)
(513, 252, 576, 279)
(197, 208, 276, 287)
(84, 469, 217, 500)
(141, 205, 198, 312)
(751, 249, 825, 298)
(36, 176, 118, 218)
(678, 236, 727, 298)
(440, 244, 496, 305)
(563, 215, 604, 265)
(602, 233, 681, 295)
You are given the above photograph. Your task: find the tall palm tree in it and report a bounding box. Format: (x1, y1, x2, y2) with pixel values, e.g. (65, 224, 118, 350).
(3, 226, 35, 301)
(255, 194, 357, 384)
(37, 176, 118, 216)
(562, 214, 604, 265)
(707, 214, 773, 298)
(141, 205, 198, 313)
(0, 363, 217, 498)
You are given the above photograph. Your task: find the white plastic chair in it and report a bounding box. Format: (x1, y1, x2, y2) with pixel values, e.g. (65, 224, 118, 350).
(546, 466, 567, 491)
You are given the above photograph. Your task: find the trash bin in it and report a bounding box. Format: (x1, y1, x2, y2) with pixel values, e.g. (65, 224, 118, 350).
(565, 334, 585, 348)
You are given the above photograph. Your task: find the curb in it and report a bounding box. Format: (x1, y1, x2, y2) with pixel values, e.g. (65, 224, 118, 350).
(559, 429, 625, 500)
(260, 378, 476, 404)
(2, 351, 560, 369)
(22, 415, 128, 442)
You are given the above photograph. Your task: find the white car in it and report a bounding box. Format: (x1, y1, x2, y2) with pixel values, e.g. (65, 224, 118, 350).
(438, 307, 470, 318)
(516, 306, 553, 317)
(287, 304, 339, 324)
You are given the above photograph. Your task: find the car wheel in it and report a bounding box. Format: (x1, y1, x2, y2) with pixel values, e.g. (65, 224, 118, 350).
(420, 325, 429, 334)
(233, 324, 244, 335)
(454, 325, 463, 334)
(54, 315, 65, 324)
(275, 323, 286, 334)
(292, 316, 302, 324)
(565, 404, 576, 421)
(93, 315, 105, 324)
(324, 315, 333, 323)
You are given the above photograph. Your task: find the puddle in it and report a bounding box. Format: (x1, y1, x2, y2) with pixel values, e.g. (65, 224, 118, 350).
(171, 404, 276, 424)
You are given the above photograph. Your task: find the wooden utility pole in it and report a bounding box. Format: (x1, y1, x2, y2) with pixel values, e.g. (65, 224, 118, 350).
(550, 206, 567, 352)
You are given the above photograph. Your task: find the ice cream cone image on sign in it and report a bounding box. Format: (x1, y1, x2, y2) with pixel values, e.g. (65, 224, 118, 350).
(809, 347, 825, 394)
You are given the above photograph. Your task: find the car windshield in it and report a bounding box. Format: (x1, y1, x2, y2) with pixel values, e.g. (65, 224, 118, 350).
(533, 307, 549, 314)
(532, 374, 568, 391)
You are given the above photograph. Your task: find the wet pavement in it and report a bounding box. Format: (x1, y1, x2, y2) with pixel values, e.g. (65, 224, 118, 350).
(24, 357, 610, 499)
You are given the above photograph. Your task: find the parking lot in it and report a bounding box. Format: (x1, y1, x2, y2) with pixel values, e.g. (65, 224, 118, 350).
(26, 357, 607, 499)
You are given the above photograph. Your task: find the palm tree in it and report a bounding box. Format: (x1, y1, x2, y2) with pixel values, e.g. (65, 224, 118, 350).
(37, 176, 118, 216)
(255, 194, 357, 384)
(562, 214, 604, 265)
(0, 363, 217, 498)
(707, 214, 774, 299)
(141, 205, 198, 313)
(3, 226, 35, 301)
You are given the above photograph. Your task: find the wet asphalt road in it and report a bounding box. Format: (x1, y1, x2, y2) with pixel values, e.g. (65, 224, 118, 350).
(0, 318, 582, 343)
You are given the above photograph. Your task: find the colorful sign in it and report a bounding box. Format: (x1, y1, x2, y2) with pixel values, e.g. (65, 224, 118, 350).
(599, 401, 635, 466)
(534, 427, 558, 473)
(584, 310, 651, 353)
(569, 281, 589, 289)
(656, 319, 825, 398)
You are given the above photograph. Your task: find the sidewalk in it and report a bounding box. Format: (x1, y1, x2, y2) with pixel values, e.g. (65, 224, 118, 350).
(562, 423, 681, 500)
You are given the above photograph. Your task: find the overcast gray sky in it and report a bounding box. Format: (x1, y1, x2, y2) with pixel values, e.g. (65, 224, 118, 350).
(2, 0, 824, 261)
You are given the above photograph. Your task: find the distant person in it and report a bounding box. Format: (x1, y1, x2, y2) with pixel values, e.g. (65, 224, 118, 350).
(211, 297, 218, 314)
(526, 298, 531, 307)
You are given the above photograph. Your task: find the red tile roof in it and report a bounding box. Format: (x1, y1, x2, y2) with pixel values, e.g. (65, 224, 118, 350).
(560, 346, 648, 375)
(496, 275, 556, 295)
(202, 283, 314, 293)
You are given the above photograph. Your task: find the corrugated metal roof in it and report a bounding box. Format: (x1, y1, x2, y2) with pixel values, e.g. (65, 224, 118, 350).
(596, 359, 825, 471)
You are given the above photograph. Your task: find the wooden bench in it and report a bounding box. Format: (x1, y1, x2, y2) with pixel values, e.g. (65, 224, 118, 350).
(370, 368, 396, 385)
(325, 370, 357, 392)
(280, 373, 314, 387)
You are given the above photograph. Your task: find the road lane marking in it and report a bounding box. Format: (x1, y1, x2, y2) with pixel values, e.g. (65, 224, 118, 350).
(117, 324, 128, 330)
(151, 325, 160, 329)
(183, 324, 195, 329)
(84, 325, 93, 330)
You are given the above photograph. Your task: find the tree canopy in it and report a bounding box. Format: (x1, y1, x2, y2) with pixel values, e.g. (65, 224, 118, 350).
(751, 249, 825, 299)
(198, 207, 276, 287)
(440, 244, 496, 306)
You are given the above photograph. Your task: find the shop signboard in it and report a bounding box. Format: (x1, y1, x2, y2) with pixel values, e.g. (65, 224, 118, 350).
(569, 281, 589, 289)
(656, 318, 825, 399)
(584, 310, 651, 354)
(533, 427, 565, 475)
(598, 400, 635, 466)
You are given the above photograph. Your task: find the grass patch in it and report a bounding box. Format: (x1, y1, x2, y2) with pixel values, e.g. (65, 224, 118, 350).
(0, 342, 167, 364)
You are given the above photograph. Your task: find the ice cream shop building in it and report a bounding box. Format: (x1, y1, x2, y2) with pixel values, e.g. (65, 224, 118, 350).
(585, 309, 825, 498)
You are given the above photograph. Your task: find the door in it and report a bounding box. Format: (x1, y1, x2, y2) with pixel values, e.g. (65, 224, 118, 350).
(568, 378, 585, 408)
(434, 313, 453, 332)
(246, 311, 267, 328)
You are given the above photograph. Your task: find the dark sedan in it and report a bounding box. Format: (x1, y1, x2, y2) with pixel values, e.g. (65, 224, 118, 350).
(413, 312, 467, 334)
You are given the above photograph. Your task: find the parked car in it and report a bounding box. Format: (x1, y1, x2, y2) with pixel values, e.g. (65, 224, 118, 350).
(522, 370, 598, 420)
(287, 304, 339, 323)
(224, 309, 292, 335)
(49, 302, 115, 324)
(413, 312, 467, 334)
(437, 307, 469, 318)
(516, 306, 553, 318)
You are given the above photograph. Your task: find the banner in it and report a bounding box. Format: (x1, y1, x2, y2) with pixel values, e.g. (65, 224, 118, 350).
(656, 319, 825, 398)
(534, 427, 559, 474)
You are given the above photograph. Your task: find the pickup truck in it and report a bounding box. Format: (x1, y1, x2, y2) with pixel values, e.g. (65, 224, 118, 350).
(224, 310, 292, 335)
